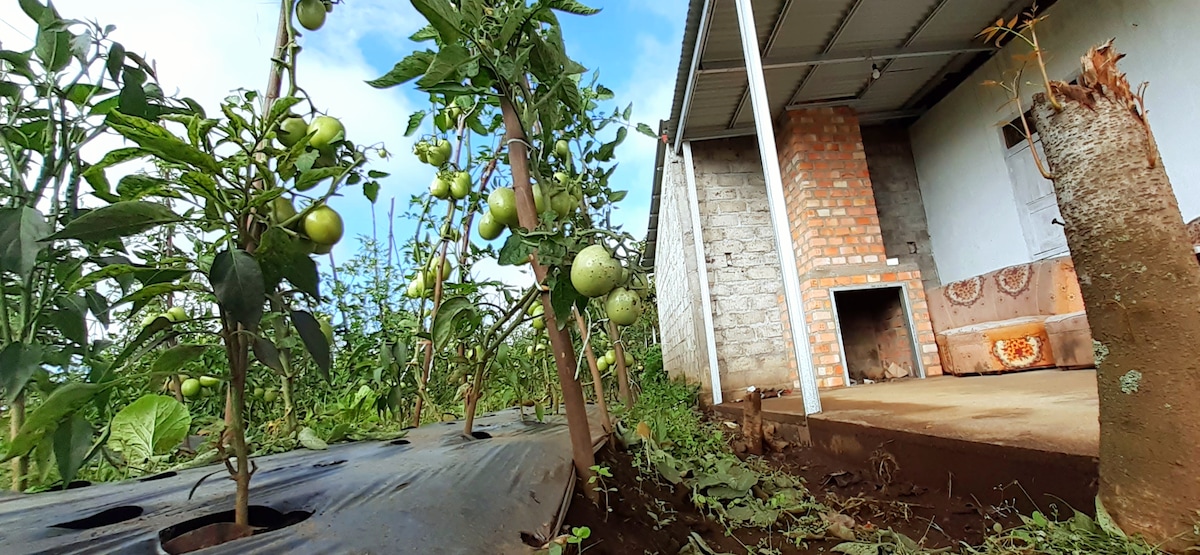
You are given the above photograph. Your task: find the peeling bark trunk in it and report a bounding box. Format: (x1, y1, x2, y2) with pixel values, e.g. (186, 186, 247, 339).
(1032, 64, 1200, 549)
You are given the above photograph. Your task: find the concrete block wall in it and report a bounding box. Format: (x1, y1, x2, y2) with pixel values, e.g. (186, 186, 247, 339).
(861, 125, 941, 291)
(691, 138, 798, 400)
(653, 147, 713, 401)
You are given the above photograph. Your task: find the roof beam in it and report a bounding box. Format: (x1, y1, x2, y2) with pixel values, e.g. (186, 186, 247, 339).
(857, 0, 952, 100)
(684, 124, 759, 141)
(699, 43, 994, 75)
(784, 0, 866, 106)
(726, 0, 796, 129)
(672, 0, 716, 154)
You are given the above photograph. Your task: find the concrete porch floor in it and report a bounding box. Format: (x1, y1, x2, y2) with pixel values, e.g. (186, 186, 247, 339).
(762, 369, 1099, 457)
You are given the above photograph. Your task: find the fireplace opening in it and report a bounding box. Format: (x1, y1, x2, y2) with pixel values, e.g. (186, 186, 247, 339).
(832, 286, 919, 385)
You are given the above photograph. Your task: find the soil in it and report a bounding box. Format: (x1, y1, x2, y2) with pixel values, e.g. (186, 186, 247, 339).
(565, 436, 1018, 554)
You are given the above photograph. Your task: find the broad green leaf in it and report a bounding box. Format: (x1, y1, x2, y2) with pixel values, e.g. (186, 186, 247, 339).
(118, 80, 149, 118)
(4, 383, 101, 462)
(363, 181, 380, 203)
(108, 394, 190, 462)
(85, 290, 110, 327)
(116, 174, 176, 200)
(0, 342, 44, 404)
(34, 27, 71, 73)
(46, 201, 182, 243)
(0, 50, 34, 80)
(113, 282, 206, 315)
(267, 96, 302, 125)
(64, 83, 113, 105)
(255, 228, 320, 300)
(298, 426, 328, 450)
(431, 296, 475, 351)
(19, 0, 56, 25)
(149, 344, 208, 376)
(209, 249, 265, 332)
(81, 147, 151, 199)
(550, 274, 581, 331)
(417, 45, 473, 89)
(635, 122, 657, 138)
(0, 207, 50, 278)
(460, 0, 485, 25)
(610, 190, 628, 202)
(366, 51, 434, 89)
(53, 413, 93, 487)
(109, 315, 172, 369)
(295, 166, 343, 192)
(408, 25, 438, 42)
(497, 234, 533, 266)
(552, 2, 599, 18)
(410, 0, 462, 43)
(1095, 496, 1127, 538)
(291, 310, 331, 380)
(51, 294, 88, 346)
(105, 111, 220, 174)
(404, 110, 427, 136)
(106, 42, 125, 83)
(252, 337, 284, 373)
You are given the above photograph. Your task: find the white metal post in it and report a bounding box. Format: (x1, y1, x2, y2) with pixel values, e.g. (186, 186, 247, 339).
(732, 0, 821, 414)
(682, 142, 724, 405)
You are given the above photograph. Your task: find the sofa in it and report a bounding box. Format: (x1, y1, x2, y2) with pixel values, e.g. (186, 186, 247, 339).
(927, 257, 1094, 376)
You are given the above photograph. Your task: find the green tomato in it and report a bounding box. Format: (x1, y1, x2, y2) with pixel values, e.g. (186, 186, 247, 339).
(451, 171, 471, 200)
(430, 175, 451, 199)
(570, 245, 618, 298)
(181, 378, 201, 399)
(303, 205, 344, 245)
(307, 115, 344, 149)
(606, 287, 643, 326)
(478, 211, 505, 240)
(487, 187, 519, 227)
(604, 350, 617, 366)
(526, 346, 536, 357)
(277, 116, 308, 147)
(597, 358, 609, 372)
(141, 314, 160, 328)
(555, 139, 571, 160)
(406, 278, 427, 298)
(532, 316, 545, 331)
(271, 196, 298, 224)
(533, 184, 548, 214)
(427, 139, 451, 166)
(296, 0, 327, 30)
(624, 351, 634, 366)
(551, 192, 575, 219)
(166, 306, 187, 323)
(312, 242, 333, 255)
(426, 259, 452, 285)
(263, 390, 279, 403)
(199, 375, 220, 388)
(254, 387, 266, 399)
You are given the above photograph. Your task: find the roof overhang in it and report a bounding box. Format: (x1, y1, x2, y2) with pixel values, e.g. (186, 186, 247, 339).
(644, 0, 1050, 269)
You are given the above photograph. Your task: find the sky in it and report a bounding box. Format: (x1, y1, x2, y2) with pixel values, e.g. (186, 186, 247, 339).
(0, 0, 686, 285)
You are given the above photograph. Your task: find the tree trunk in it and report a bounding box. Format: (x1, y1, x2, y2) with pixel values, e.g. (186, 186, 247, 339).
(1031, 47, 1200, 550)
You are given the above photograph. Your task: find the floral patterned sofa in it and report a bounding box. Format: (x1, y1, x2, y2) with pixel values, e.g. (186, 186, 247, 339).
(927, 257, 1093, 376)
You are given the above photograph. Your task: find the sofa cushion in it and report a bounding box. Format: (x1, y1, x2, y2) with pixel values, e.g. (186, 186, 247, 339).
(1045, 311, 1095, 369)
(938, 317, 1055, 375)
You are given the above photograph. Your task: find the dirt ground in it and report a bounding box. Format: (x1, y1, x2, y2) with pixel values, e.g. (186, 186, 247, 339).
(565, 438, 1019, 554)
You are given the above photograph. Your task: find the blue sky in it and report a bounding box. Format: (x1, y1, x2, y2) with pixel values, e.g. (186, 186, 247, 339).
(0, 0, 688, 280)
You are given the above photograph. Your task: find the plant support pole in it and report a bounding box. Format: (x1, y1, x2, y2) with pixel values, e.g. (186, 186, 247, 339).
(500, 97, 597, 497)
(575, 308, 611, 434)
(606, 320, 633, 406)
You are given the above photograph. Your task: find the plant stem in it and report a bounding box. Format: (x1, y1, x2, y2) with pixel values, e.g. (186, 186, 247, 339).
(9, 392, 25, 492)
(607, 319, 634, 406)
(463, 361, 485, 436)
(574, 308, 611, 434)
(1028, 25, 1062, 111)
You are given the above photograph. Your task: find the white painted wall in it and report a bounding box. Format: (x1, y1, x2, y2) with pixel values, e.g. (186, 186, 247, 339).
(911, 0, 1200, 284)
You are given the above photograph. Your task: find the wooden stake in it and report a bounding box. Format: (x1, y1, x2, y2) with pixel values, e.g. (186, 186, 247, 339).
(744, 388, 763, 456)
(607, 320, 634, 406)
(574, 308, 611, 434)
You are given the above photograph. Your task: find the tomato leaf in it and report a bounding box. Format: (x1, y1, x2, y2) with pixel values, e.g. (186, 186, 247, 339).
(255, 227, 320, 300)
(4, 382, 101, 462)
(0, 207, 50, 278)
(417, 45, 473, 89)
(117, 174, 176, 200)
(46, 201, 182, 243)
(105, 111, 220, 174)
(0, 342, 44, 404)
(498, 234, 533, 266)
(363, 181, 380, 203)
(108, 394, 191, 463)
(367, 50, 435, 89)
(51, 294, 88, 346)
(410, 0, 462, 43)
(298, 426, 328, 450)
(110, 316, 172, 369)
(253, 337, 284, 373)
(34, 27, 71, 73)
(635, 122, 657, 138)
(432, 296, 476, 351)
(81, 147, 151, 199)
(609, 190, 628, 202)
(546, 0, 600, 15)
(291, 310, 331, 381)
(149, 344, 208, 376)
(209, 249, 265, 332)
(106, 41, 125, 82)
(53, 413, 93, 487)
(408, 25, 439, 43)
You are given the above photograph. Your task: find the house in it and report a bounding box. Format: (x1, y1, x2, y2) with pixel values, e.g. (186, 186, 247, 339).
(644, 0, 1200, 411)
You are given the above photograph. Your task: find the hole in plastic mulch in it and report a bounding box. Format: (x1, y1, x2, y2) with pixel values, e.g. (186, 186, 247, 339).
(158, 505, 313, 554)
(51, 505, 144, 530)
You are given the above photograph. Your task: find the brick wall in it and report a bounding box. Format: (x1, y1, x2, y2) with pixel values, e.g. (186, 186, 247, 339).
(862, 125, 941, 291)
(691, 138, 798, 400)
(654, 147, 714, 401)
(777, 107, 942, 386)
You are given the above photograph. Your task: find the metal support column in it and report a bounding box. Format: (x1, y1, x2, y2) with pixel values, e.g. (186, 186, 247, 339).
(682, 142, 723, 405)
(732, 0, 821, 414)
